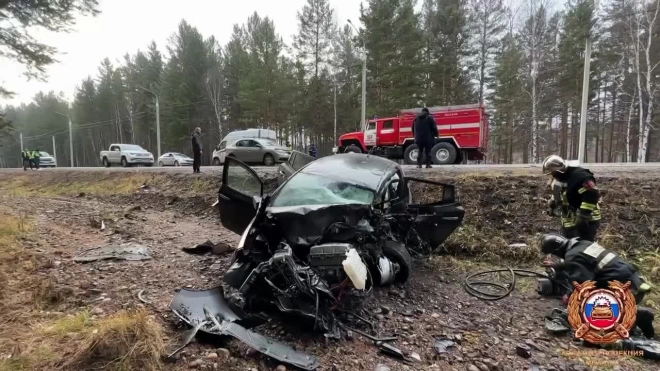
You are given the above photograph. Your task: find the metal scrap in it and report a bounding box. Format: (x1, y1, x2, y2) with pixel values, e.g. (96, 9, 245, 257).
(169, 287, 321, 370)
(73, 243, 151, 263)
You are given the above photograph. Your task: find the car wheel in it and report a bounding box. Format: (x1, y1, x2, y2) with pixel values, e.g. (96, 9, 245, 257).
(158, 161, 164, 167)
(403, 145, 421, 165)
(383, 241, 412, 284)
(431, 142, 457, 165)
(174, 161, 180, 166)
(345, 145, 362, 154)
(121, 157, 128, 167)
(213, 158, 221, 166)
(263, 153, 275, 166)
(103, 157, 111, 168)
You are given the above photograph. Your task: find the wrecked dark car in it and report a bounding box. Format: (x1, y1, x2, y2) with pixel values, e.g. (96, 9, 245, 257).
(216, 154, 464, 336)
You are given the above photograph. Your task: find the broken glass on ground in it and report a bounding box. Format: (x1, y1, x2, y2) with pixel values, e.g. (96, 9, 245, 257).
(73, 243, 151, 263)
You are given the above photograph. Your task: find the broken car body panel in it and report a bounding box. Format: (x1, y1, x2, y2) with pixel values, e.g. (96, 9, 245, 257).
(277, 150, 316, 185)
(169, 287, 321, 370)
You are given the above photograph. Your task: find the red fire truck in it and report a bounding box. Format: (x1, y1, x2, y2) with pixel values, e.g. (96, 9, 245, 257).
(333, 104, 489, 164)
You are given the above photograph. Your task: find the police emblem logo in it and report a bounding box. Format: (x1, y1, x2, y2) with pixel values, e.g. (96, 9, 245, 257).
(568, 281, 637, 344)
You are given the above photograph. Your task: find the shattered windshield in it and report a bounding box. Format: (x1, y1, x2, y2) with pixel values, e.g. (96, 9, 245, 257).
(270, 172, 375, 207)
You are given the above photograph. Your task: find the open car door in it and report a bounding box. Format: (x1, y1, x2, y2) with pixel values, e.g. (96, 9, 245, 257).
(218, 157, 264, 235)
(404, 177, 465, 248)
(277, 150, 315, 185)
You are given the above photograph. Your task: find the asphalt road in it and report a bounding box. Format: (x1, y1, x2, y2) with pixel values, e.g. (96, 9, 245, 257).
(2, 162, 660, 177)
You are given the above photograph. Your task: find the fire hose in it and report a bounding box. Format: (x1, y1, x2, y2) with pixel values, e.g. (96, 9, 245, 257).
(464, 268, 572, 301)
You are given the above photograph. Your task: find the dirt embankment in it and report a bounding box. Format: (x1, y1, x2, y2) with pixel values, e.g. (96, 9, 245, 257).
(2, 170, 660, 371)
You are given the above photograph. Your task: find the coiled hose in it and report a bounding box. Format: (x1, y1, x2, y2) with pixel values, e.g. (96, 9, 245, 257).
(464, 268, 558, 301)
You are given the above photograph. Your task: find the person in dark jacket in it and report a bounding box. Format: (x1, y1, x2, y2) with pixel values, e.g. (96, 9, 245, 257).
(191, 127, 202, 173)
(21, 150, 29, 171)
(541, 234, 654, 338)
(412, 107, 438, 168)
(543, 155, 601, 241)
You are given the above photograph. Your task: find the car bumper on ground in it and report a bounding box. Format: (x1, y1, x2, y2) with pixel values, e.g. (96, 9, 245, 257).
(332, 147, 338, 154)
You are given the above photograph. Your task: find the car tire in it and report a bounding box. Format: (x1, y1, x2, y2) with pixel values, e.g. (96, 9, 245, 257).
(121, 157, 128, 167)
(383, 240, 412, 284)
(158, 161, 164, 167)
(431, 142, 457, 165)
(403, 144, 421, 165)
(213, 158, 221, 166)
(174, 161, 180, 166)
(103, 157, 111, 168)
(345, 145, 362, 154)
(263, 153, 275, 166)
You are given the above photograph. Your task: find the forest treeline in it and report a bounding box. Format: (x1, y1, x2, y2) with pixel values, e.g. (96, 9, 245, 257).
(1, 0, 660, 167)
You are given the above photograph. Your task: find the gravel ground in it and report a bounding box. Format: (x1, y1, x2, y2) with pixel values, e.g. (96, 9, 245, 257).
(2, 183, 657, 371)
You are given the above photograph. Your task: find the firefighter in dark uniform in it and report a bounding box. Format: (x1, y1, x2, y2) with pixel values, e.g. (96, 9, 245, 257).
(542, 155, 601, 241)
(541, 234, 655, 338)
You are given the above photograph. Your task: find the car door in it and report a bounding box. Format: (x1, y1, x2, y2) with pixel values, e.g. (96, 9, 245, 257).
(244, 139, 261, 163)
(277, 150, 315, 185)
(233, 140, 251, 163)
(404, 177, 465, 248)
(218, 157, 264, 235)
(110, 145, 120, 162)
(166, 153, 175, 165)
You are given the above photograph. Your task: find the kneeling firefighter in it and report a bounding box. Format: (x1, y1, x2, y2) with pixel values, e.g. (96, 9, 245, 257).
(542, 155, 601, 241)
(539, 234, 655, 339)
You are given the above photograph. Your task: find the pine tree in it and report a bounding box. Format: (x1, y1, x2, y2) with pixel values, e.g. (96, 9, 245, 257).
(468, 0, 506, 103)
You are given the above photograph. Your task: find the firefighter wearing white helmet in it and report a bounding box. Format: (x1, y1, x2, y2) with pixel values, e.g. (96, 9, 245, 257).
(542, 155, 601, 241)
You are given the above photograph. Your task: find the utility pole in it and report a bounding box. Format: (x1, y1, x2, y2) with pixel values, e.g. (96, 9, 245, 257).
(334, 81, 337, 144)
(55, 111, 74, 167)
(138, 85, 161, 158)
(348, 20, 367, 129)
(19, 131, 23, 153)
(577, 0, 599, 164)
(52, 136, 56, 165)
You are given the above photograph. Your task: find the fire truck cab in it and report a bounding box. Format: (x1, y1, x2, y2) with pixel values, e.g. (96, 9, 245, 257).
(334, 104, 489, 165)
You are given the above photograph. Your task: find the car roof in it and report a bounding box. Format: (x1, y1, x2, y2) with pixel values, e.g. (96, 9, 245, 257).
(299, 154, 399, 192)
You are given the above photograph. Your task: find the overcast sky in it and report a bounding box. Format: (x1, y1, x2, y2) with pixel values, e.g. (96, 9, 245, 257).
(0, 0, 363, 106)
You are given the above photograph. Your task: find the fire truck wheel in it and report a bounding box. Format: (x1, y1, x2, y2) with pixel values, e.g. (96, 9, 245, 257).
(403, 144, 421, 165)
(431, 142, 457, 165)
(345, 145, 362, 154)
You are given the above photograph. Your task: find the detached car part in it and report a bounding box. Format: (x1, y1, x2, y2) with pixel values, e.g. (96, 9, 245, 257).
(169, 287, 320, 370)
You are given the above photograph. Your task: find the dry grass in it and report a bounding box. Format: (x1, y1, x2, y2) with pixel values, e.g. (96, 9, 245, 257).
(0, 174, 156, 196)
(0, 206, 166, 371)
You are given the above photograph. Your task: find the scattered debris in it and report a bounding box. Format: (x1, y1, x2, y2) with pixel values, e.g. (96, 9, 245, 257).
(508, 243, 528, 249)
(182, 240, 231, 255)
(100, 220, 105, 231)
(515, 343, 532, 358)
(89, 216, 103, 228)
(378, 342, 413, 365)
(434, 337, 456, 355)
(170, 287, 320, 370)
(137, 289, 151, 304)
(374, 365, 391, 371)
(73, 243, 151, 263)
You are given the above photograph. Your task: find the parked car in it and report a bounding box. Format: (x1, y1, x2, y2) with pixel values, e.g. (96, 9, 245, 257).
(158, 152, 193, 166)
(212, 128, 277, 165)
(222, 138, 290, 166)
(215, 154, 465, 336)
(38, 151, 57, 168)
(100, 144, 154, 167)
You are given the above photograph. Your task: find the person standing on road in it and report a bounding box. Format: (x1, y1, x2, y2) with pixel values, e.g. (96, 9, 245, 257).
(412, 107, 438, 169)
(33, 149, 41, 170)
(21, 149, 29, 171)
(191, 127, 203, 173)
(543, 155, 601, 241)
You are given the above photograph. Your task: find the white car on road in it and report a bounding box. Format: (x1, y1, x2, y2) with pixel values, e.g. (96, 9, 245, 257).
(158, 152, 193, 166)
(100, 144, 154, 167)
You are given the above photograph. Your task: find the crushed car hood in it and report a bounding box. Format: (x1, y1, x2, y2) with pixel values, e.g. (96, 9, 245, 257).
(266, 203, 373, 247)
